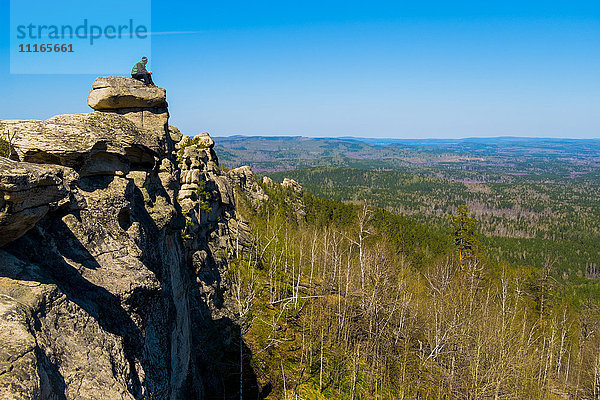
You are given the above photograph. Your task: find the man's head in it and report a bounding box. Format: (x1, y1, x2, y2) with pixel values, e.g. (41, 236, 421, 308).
(142, 56, 148, 64)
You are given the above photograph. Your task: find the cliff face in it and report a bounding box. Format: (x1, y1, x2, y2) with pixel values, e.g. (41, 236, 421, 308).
(0, 77, 266, 399)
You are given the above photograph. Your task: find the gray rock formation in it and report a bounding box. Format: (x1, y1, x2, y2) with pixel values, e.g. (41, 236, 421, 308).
(0, 158, 76, 247)
(1, 113, 163, 176)
(0, 78, 268, 399)
(87, 76, 167, 110)
(282, 177, 303, 193)
(228, 166, 269, 206)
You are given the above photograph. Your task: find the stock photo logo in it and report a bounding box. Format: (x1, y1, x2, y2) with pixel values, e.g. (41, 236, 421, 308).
(10, 0, 151, 74)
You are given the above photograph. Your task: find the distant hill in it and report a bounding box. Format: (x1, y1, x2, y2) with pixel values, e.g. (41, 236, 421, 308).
(214, 135, 600, 180)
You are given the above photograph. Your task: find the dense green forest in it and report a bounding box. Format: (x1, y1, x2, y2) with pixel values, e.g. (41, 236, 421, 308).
(228, 181, 600, 399)
(215, 136, 600, 398)
(266, 167, 600, 290)
(215, 136, 600, 285)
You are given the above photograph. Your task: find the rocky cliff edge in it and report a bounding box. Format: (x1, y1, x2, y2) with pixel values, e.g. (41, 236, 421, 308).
(0, 77, 275, 399)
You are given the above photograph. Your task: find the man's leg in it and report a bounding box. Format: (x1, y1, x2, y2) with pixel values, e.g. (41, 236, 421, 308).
(132, 73, 152, 84)
(144, 73, 155, 85)
(133, 73, 154, 85)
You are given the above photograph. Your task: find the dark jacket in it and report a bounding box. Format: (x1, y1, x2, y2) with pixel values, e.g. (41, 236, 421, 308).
(131, 61, 148, 75)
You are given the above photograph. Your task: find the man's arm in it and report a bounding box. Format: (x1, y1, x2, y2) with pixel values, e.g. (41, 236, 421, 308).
(137, 62, 148, 74)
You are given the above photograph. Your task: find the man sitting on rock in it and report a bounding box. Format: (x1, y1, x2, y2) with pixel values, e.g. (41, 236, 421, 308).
(131, 56, 155, 86)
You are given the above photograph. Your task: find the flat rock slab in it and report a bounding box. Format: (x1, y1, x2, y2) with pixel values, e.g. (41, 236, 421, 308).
(88, 76, 167, 110)
(1, 113, 162, 174)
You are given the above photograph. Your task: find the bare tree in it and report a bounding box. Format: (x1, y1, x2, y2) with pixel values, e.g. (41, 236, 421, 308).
(1, 127, 18, 159)
(230, 261, 257, 399)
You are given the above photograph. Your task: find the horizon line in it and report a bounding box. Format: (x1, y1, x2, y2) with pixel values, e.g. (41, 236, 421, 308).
(207, 134, 600, 141)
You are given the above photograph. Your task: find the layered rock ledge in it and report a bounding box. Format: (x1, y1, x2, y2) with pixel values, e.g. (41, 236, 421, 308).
(1, 113, 162, 176)
(88, 76, 172, 159)
(0, 158, 76, 247)
(87, 76, 167, 110)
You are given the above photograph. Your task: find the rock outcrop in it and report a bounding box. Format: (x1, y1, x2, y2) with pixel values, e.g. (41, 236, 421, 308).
(88, 76, 172, 160)
(1, 113, 162, 176)
(0, 78, 268, 399)
(281, 177, 303, 193)
(87, 76, 167, 110)
(0, 158, 76, 247)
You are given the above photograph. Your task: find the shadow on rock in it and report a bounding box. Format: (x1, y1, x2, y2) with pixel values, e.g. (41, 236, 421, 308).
(2, 221, 146, 397)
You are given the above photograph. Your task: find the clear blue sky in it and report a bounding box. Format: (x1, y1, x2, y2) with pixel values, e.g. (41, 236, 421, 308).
(1, 0, 599, 138)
